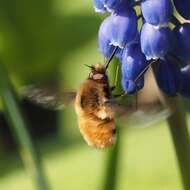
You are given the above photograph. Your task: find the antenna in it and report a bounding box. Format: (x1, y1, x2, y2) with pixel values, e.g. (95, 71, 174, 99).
(84, 64, 94, 69)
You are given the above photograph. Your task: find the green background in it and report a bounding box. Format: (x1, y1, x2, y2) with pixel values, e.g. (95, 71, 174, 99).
(0, 0, 188, 189)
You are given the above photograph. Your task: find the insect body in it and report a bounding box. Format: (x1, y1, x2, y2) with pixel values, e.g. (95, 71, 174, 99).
(75, 63, 116, 148)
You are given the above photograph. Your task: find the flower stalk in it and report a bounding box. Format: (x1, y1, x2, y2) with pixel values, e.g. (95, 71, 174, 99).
(0, 61, 49, 190)
(152, 65, 190, 190)
(167, 96, 190, 189)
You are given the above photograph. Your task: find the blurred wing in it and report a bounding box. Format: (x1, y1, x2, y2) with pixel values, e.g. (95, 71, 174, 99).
(111, 68, 172, 127)
(21, 85, 76, 110)
(114, 101, 171, 128)
(108, 98, 171, 117)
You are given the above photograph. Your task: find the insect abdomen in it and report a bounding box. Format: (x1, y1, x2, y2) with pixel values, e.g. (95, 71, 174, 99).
(77, 114, 116, 148)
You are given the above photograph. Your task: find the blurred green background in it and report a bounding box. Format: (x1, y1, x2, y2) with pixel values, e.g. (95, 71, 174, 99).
(0, 0, 189, 189)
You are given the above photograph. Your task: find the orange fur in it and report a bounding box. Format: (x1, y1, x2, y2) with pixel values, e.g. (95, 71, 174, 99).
(75, 66, 116, 148)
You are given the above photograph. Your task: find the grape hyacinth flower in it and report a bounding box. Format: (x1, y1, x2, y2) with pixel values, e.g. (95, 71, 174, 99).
(111, 0, 131, 13)
(155, 59, 182, 96)
(121, 42, 147, 94)
(109, 7, 138, 48)
(121, 43, 147, 80)
(141, 0, 173, 26)
(98, 16, 115, 58)
(94, 0, 190, 98)
(98, 16, 123, 59)
(93, 0, 131, 13)
(122, 77, 144, 95)
(103, 0, 122, 12)
(173, 23, 190, 61)
(93, 0, 106, 12)
(140, 23, 172, 60)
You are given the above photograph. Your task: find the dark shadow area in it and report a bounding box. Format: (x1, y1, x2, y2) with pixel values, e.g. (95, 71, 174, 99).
(0, 98, 84, 177)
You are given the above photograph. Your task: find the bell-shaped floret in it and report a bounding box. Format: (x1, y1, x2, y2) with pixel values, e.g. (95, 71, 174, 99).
(93, 0, 107, 12)
(155, 59, 182, 96)
(109, 7, 138, 48)
(98, 16, 115, 58)
(121, 42, 147, 94)
(122, 78, 144, 95)
(104, 0, 122, 12)
(141, 0, 173, 26)
(140, 23, 172, 60)
(173, 23, 190, 61)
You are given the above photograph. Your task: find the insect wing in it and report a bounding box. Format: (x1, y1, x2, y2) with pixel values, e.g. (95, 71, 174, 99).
(112, 68, 172, 128)
(21, 85, 76, 110)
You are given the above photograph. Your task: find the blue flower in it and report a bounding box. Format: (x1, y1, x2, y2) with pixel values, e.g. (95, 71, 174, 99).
(122, 78, 144, 95)
(122, 42, 147, 79)
(112, 0, 131, 13)
(173, 0, 190, 20)
(109, 7, 138, 48)
(104, 0, 122, 12)
(155, 59, 182, 96)
(98, 16, 115, 58)
(141, 0, 173, 26)
(140, 23, 172, 60)
(173, 23, 190, 61)
(121, 42, 147, 94)
(93, 0, 190, 100)
(93, 0, 107, 13)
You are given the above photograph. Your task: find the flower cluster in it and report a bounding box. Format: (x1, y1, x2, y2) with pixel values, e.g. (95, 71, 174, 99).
(93, 0, 190, 97)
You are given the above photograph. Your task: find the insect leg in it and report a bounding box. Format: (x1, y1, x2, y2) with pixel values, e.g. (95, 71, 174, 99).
(113, 59, 159, 98)
(113, 92, 128, 98)
(134, 59, 159, 83)
(114, 62, 120, 88)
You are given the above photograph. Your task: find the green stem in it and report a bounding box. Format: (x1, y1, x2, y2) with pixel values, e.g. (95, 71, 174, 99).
(166, 96, 190, 189)
(0, 62, 49, 190)
(103, 128, 121, 190)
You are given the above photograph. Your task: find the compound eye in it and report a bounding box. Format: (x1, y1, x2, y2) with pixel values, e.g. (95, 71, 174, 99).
(93, 74, 104, 80)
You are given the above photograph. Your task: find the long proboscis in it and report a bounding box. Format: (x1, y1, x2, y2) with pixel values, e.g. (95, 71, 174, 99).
(104, 46, 119, 70)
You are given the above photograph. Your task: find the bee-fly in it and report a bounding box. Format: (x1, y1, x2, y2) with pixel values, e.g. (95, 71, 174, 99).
(75, 62, 117, 148)
(22, 49, 170, 148)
